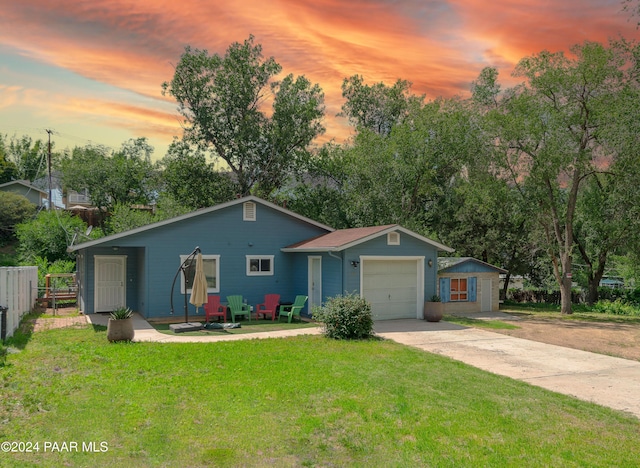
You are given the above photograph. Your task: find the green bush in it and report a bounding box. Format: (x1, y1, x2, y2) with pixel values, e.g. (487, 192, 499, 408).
(0, 192, 35, 241)
(591, 299, 640, 316)
(313, 293, 374, 340)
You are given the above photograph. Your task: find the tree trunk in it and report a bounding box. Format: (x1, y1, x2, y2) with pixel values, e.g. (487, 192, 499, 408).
(501, 272, 512, 301)
(560, 254, 573, 315)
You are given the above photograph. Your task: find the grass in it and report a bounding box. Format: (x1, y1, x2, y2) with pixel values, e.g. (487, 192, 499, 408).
(500, 302, 640, 325)
(1, 324, 639, 467)
(444, 315, 520, 330)
(151, 319, 319, 336)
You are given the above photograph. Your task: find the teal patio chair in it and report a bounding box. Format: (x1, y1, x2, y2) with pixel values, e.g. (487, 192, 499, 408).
(227, 295, 251, 323)
(278, 295, 307, 323)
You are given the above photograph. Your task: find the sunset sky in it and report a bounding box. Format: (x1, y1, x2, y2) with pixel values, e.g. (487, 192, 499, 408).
(1, 0, 638, 161)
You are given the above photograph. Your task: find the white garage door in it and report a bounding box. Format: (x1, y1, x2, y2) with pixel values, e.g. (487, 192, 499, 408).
(362, 259, 421, 320)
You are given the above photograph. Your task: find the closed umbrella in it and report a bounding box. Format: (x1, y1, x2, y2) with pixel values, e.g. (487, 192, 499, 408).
(189, 252, 209, 317)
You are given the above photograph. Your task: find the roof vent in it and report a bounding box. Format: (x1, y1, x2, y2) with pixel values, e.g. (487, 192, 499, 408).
(387, 232, 400, 245)
(243, 201, 256, 221)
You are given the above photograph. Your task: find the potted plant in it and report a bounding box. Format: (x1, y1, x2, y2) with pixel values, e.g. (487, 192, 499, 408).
(107, 307, 135, 342)
(424, 295, 444, 322)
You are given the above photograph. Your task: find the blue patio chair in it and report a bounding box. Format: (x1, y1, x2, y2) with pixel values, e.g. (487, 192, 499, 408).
(278, 295, 307, 323)
(227, 295, 251, 323)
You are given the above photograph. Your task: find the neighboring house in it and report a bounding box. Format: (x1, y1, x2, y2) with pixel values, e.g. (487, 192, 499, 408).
(0, 180, 47, 207)
(64, 188, 92, 207)
(437, 257, 507, 313)
(68, 196, 454, 321)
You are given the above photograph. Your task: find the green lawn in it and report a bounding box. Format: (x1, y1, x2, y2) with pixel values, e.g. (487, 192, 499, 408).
(1, 324, 639, 467)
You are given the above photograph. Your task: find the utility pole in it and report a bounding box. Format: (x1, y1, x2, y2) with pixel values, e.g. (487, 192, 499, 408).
(46, 129, 53, 210)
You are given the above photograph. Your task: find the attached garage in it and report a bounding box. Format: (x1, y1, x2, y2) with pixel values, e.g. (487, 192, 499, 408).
(283, 224, 454, 320)
(361, 257, 424, 320)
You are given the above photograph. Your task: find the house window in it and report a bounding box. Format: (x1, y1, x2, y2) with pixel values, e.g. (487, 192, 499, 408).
(180, 254, 220, 294)
(450, 278, 468, 301)
(246, 255, 274, 276)
(387, 232, 400, 245)
(243, 201, 256, 221)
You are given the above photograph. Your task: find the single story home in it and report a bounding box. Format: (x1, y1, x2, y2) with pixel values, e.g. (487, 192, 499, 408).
(0, 180, 47, 207)
(68, 196, 454, 321)
(437, 257, 507, 313)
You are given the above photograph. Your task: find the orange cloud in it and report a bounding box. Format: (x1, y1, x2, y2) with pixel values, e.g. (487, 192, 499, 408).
(1, 0, 638, 156)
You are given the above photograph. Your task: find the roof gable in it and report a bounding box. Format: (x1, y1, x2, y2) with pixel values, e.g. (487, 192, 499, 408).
(68, 196, 334, 252)
(283, 225, 453, 252)
(0, 179, 47, 194)
(438, 257, 507, 274)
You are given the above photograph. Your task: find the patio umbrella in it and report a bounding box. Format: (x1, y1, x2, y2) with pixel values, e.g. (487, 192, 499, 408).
(189, 252, 209, 318)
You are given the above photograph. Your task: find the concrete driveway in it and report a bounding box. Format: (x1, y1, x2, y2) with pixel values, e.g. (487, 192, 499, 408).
(374, 318, 640, 420)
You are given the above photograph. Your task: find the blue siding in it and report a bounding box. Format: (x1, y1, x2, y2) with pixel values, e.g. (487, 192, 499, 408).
(343, 231, 439, 299)
(77, 202, 329, 318)
(441, 261, 501, 274)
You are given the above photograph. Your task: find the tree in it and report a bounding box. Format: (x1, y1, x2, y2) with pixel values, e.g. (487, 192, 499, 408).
(15, 210, 88, 263)
(60, 138, 156, 213)
(158, 140, 237, 210)
(162, 35, 325, 197)
(339, 75, 424, 136)
(479, 40, 640, 313)
(0, 192, 36, 241)
(337, 97, 483, 234)
(0, 134, 18, 183)
(5, 135, 53, 182)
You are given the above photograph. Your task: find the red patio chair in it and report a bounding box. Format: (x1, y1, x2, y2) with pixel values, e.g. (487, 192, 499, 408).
(204, 295, 227, 322)
(255, 294, 280, 321)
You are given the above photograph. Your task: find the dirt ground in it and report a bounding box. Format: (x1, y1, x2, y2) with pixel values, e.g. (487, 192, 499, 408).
(488, 315, 640, 361)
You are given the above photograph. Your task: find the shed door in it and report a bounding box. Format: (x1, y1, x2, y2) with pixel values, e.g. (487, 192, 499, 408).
(94, 255, 126, 312)
(481, 278, 492, 312)
(362, 259, 421, 320)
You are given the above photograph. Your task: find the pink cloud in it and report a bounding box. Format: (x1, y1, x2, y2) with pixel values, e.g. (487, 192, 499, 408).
(1, 0, 637, 154)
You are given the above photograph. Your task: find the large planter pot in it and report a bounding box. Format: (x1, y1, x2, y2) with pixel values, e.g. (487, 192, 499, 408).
(107, 317, 135, 342)
(424, 302, 444, 322)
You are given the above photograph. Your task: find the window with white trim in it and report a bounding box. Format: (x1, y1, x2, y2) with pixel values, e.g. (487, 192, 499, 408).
(387, 232, 400, 245)
(450, 278, 468, 301)
(243, 201, 256, 221)
(246, 255, 274, 276)
(180, 254, 220, 294)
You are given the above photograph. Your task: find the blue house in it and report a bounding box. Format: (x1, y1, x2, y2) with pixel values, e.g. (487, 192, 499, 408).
(69, 196, 453, 321)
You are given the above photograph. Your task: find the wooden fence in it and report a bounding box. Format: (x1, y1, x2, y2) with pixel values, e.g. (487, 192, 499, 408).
(0, 266, 38, 340)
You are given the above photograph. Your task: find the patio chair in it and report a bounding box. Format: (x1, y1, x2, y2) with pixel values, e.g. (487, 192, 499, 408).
(227, 295, 251, 323)
(256, 294, 280, 321)
(278, 295, 307, 323)
(204, 295, 227, 323)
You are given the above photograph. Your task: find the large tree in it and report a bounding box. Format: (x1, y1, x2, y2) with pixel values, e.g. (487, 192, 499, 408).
(158, 140, 237, 210)
(4, 134, 50, 182)
(0, 134, 18, 183)
(479, 40, 640, 313)
(339, 75, 424, 136)
(60, 138, 156, 213)
(162, 35, 325, 197)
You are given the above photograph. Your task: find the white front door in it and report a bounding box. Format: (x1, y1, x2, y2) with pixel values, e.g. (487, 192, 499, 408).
(481, 278, 492, 312)
(94, 255, 126, 312)
(308, 256, 322, 313)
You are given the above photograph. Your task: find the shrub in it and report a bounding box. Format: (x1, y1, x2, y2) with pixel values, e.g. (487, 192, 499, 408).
(313, 293, 374, 340)
(591, 299, 640, 317)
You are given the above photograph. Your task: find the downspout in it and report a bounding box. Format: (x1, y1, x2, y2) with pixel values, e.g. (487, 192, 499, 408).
(327, 250, 345, 292)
